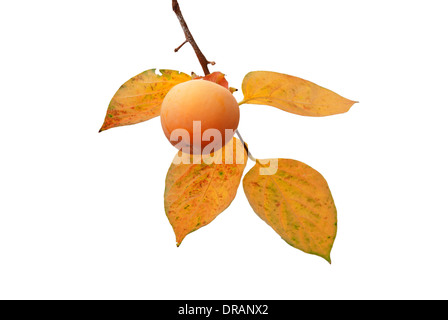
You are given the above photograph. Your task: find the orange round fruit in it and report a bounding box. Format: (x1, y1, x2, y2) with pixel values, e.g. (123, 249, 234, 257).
(160, 79, 240, 154)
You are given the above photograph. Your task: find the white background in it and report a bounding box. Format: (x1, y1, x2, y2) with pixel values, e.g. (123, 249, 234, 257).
(1, 0, 447, 300)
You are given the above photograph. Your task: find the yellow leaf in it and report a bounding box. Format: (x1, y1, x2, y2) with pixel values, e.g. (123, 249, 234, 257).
(241, 71, 356, 117)
(99, 69, 191, 132)
(164, 138, 248, 246)
(243, 159, 337, 262)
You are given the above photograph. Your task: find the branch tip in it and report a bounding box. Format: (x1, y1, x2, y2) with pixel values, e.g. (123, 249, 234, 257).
(172, 0, 211, 75)
(174, 39, 188, 52)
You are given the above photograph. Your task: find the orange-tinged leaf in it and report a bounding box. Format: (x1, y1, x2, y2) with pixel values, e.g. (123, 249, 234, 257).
(241, 71, 356, 117)
(99, 69, 191, 132)
(243, 158, 337, 262)
(164, 138, 248, 246)
(193, 71, 229, 89)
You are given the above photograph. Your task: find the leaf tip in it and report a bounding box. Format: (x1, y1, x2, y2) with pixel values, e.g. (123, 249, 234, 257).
(175, 234, 185, 247)
(316, 250, 332, 264)
(99, 125, 110, 133)
(99, 122, 109, 133)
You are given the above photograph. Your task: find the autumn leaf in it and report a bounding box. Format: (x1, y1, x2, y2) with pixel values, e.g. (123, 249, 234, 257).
(243, 158, 337, 262)
(99, 69, 191, 132)
(240, 71, 356, 117)
(164, 138, 248, 246)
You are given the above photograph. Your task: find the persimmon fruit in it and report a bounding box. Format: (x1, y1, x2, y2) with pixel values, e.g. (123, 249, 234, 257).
(160, 79, 240, 154)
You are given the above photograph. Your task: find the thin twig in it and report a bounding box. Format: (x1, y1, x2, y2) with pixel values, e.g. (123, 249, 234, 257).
(174, 39, 188, 52)
(172, 0, 211, 75)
